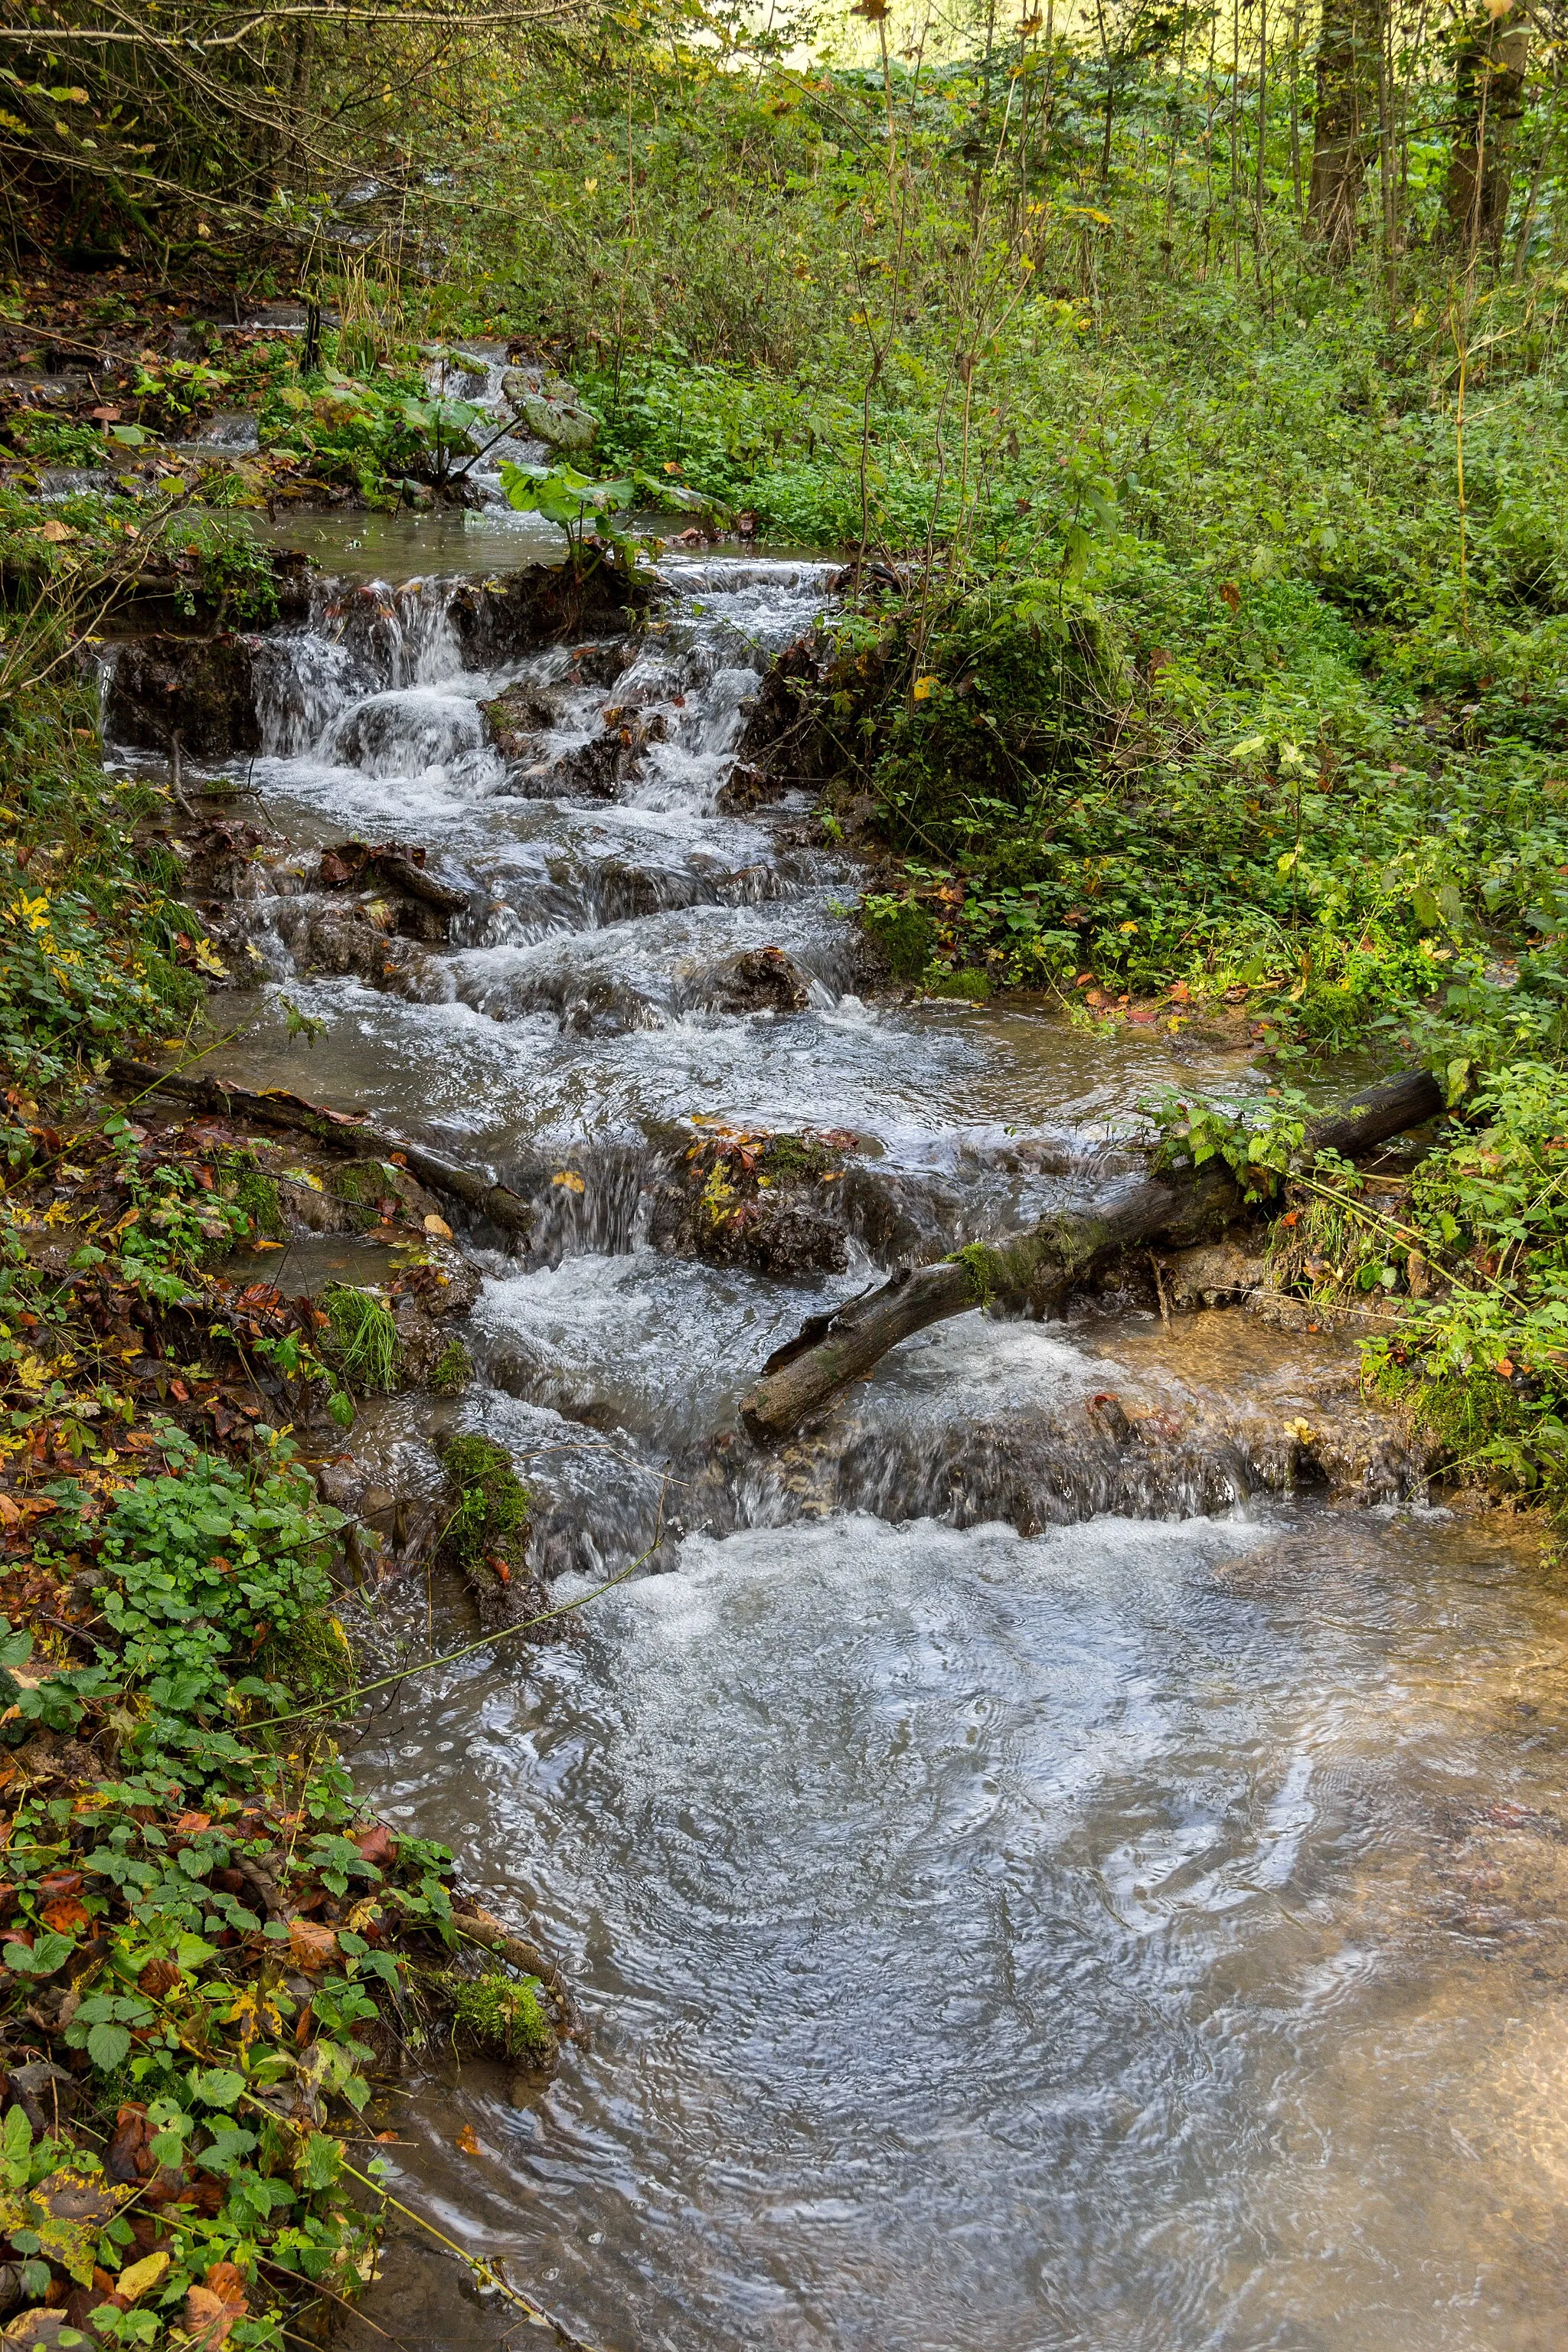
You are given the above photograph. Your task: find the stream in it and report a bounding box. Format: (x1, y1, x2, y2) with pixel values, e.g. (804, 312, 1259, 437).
(106, 498, 1568, 2350)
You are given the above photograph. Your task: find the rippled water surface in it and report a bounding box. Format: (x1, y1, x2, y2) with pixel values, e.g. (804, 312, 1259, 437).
(105, 455, 1568, 2347)
(356, 1504, 1568, 2352)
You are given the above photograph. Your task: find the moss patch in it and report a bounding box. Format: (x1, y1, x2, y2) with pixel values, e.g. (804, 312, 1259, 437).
(231, 1152, 286, 1240)
(443, 1967, 556, 2063)
(437, 1432, 530, 1598)
(861, 894, 936, 982)
(929, 968, 992, 1002)
(430, 1337, 472, 1393)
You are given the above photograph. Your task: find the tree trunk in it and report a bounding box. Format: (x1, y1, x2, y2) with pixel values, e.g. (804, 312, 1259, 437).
(740, 1070, 1443, 1446)
(1308, 0, 1380, 260)
(1445, 9, 1530, 254)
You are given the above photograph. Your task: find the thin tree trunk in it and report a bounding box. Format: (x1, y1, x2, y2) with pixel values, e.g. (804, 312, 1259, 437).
(1445, 8, 1530, 256)
(1308, 0, 1379, 260)
(1512, 47, 1559, 282)
(1289, 0, 1305, 217)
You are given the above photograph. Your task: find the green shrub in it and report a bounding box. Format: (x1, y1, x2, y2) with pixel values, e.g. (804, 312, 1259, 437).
(94, 1447, 341, 1757)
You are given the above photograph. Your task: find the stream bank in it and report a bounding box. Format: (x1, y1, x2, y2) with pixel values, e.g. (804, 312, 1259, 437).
(60, 503, 1568, 2352)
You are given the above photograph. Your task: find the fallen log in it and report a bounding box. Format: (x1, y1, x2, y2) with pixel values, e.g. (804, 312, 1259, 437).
(107, 1058, 535, 1240)
(371, 849, 469, 913)
(740, 1068, 1444, 1446)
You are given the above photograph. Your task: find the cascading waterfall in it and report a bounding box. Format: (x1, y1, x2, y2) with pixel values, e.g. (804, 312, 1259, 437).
(106, 516, 1568, 2352)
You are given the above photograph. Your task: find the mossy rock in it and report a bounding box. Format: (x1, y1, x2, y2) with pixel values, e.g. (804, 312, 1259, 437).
(861, 896, 935, 982)
(430, 1338, 472, 1394)
(437, 1432, 531, 1615)
(432, 1966, 557, 2066)
(232, 1155, 285, 1240)
(929, 968, 991, 1002)
(329, 1158, 396, 1231)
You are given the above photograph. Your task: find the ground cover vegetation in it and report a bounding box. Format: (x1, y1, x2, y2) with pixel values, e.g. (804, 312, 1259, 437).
(0, 0, 1565, 2323)
(0, 452, 567, 2336)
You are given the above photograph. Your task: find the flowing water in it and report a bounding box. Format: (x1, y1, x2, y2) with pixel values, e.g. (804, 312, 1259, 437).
(107, 502, 1568, 2349)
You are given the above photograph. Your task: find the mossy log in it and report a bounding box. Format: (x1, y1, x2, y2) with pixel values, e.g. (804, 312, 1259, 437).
(740, 1070, 1443, 1446)
(108, 1057, 534, 1239)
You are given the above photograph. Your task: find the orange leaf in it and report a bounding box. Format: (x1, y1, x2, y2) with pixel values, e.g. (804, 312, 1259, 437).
(286, 1917, 338, 1973)
(40, 1896, 89, 1934)
(1496, 1357, 1515, 1378)
(1219, 581, 1240, 611)
(455, 2125, 482, 2155)
(175, 1811, 211, 1835)
(185, 2286, 240, 2349)
(204, 2261, 247, 2316)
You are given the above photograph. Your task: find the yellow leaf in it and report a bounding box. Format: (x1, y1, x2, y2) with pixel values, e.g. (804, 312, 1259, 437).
(551, 1171, 586, 1194)
(193, 937, 229, 977)
(912, 675, 939, 701)
(119, 2250, 171, 2304)
(423, 1214, 453, 1238)
(38, 519, 77, 544)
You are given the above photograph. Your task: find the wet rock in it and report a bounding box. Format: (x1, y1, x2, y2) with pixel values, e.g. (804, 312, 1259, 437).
(697, 1195, 848, 1277)
(446, 567, 656, 668)
(1086, 1391, 1133, 1444)
(103, 633, 260, 757)
(514, 381, 597, 452)
(268, 1152, 445, 1237)
(292, 904, 433, 997)
(716, 760, 773, 815)
(521, 728, 633, 801)
(315, 841, 469, 939)
(727, 631, 841, 795)
(479, 679, 565, 759)
(697, 945, 814, 1015)
(566, 637, 640, 689)
(1163, 1238, 1269, 1308)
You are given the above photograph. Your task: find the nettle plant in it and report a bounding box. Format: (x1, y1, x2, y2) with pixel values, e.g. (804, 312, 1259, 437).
(92, 1446, 341, 1757)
